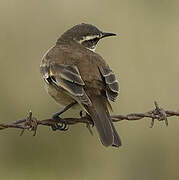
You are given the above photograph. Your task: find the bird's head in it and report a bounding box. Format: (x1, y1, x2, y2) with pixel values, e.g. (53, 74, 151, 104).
(58, 23, 116, 52)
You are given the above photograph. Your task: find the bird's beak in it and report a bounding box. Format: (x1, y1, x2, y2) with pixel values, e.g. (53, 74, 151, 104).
(101, 32, 117, 39)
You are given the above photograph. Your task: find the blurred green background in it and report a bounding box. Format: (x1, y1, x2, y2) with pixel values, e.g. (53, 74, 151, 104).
(0, 0, 179, 179)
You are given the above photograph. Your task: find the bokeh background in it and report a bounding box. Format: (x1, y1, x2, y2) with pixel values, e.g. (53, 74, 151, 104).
(0, 0, 179, 179)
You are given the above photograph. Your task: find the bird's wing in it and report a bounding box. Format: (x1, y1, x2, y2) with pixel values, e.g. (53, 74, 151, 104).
(99, 66, 119, 101)
(40, 62, 92, 106)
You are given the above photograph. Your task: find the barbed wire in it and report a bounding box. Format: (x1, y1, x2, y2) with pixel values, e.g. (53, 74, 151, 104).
(0, 101, 178, 136)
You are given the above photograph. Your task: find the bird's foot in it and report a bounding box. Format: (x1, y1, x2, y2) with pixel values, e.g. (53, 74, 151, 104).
(80, 111, 94, 127)
(51, 114, 69, 131)
(86, 114, 94, 127)
(85, 114, 94, 135)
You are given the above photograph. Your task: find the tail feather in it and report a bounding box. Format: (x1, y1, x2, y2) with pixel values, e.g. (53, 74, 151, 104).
(111, 122, 122, 147)
(85, 96, 121, 147)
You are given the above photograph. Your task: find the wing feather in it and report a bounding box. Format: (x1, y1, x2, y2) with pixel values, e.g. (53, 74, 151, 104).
(41, 62, 91, 106)
(99, 66, 119, 101)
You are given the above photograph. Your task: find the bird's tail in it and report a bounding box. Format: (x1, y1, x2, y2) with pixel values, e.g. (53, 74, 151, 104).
(85, 95, 121, 147)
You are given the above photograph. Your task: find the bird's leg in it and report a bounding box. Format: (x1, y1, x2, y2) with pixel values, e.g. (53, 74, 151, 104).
(86, 113, 95, 127)
(52, 102, 77, 131)
(79, 111, 94, 127)
(82, 112, 94, 136)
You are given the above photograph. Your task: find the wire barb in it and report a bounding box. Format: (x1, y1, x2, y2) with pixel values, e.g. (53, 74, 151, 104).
(19, 111, 38, 136)
(153, 101, 168, 126)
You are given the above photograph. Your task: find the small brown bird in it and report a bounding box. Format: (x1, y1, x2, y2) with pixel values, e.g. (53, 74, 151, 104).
(40, 23, 121, 147)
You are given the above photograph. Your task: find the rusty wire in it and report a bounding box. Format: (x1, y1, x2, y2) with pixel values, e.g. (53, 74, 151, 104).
(0, 101, 178, 135)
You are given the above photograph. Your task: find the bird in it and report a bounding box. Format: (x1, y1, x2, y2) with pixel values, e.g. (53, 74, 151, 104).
(40, 23, 121, 147)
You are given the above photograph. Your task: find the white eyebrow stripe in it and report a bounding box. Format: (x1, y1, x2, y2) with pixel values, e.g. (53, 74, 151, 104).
(79, 35, 99, 43)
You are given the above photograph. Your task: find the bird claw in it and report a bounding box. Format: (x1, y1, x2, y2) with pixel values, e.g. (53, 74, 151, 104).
(85, 115, 94, 135)
(51, 123, 69, 131)
(51, 115, 69, 131)
(85, 114, 94, 127)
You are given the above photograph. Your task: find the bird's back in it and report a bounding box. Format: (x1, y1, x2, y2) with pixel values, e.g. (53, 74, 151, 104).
(42, 42, 108, 93)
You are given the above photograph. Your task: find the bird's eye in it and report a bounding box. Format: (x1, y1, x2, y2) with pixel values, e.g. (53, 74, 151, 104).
(81, 37, 99, 49)
(89, 37, 99, 43)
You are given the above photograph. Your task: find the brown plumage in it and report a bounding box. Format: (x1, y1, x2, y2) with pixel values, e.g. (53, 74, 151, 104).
(40, 23, 121, 147)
